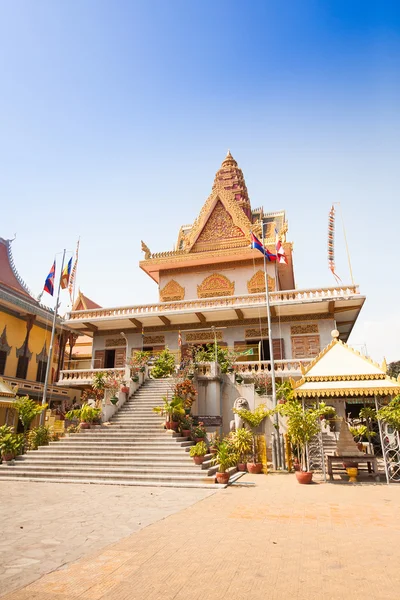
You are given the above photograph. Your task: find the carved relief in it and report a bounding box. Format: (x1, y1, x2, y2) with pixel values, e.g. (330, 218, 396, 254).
(143, 335, 165, 345)
(245, 328, 268, 339)
(192, 201, 245, 251)
(160, 280, 185, 302)
(105, 338, 126, 347)
(247, 270, 275, 294)
(0, 326, 11, 355)
(197, 273, 235, 298)
(186, 331, 223, 343)
(291, 324, 319, 335)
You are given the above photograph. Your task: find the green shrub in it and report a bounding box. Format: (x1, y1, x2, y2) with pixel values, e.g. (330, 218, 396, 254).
(28, 426, 51, 450)
(189, 441, 208, 457)
(14, 396, 47, 433)
(151, 349, 176, 378)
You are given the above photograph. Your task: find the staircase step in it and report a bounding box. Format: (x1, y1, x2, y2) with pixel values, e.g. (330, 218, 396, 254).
(0, 476, 225, 489)
(0, 469, 215, 483)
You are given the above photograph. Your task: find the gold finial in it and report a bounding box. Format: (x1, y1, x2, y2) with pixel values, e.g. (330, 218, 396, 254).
(141, 240, 151, 260)
(221, 150, 237, 167)
(382, 357, 387, 372)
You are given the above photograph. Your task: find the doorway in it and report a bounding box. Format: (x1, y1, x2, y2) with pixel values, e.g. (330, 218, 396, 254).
(104, 349, 115, 368)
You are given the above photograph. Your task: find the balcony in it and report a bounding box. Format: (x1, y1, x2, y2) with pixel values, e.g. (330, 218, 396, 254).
(62, 284, 364, 342)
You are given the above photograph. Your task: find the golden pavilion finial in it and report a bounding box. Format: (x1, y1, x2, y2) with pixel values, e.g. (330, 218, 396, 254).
(221, 150, 237, 168)
(141, 240, 151, 260)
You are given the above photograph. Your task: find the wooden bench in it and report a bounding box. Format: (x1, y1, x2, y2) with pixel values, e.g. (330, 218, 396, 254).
(327, 454, 380, 482)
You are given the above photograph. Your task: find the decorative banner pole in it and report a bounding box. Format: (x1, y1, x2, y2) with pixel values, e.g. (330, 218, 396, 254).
(40, 249, 66, 425)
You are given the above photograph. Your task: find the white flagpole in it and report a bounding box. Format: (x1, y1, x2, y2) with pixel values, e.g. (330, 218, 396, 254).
(40, 249, 66, 425)
(261, 224, 280, 468)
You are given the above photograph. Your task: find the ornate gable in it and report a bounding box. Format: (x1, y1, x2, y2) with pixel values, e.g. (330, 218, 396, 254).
(247, 270, 275, 293)
(197, 273, 235, 298)
(159, 280, 185, 302)
(191, 200, 245, 252)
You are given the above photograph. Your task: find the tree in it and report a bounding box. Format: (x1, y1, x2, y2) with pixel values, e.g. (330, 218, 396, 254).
(387, 361, 400, 379)
(14, 396, 47, 433)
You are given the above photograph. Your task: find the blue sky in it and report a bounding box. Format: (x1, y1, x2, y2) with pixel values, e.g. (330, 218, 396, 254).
(0, 1, 399, 361)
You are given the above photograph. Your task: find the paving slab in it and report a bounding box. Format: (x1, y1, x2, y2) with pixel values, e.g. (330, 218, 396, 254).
(2, 475, 400, 599)
(0, 481, 215, 597)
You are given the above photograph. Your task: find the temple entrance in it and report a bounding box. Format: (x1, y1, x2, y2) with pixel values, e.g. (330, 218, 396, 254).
(104, 349, 115, 368)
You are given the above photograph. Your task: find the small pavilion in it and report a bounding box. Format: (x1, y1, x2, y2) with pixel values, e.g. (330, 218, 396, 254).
(293, 332, 400, 484)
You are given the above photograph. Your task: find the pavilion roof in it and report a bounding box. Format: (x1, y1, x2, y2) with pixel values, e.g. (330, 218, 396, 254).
(73, 291, 102, 311)
(293, 338, 400, 398)
(0, 377, 17, 407)
(0, 238, 37, 302)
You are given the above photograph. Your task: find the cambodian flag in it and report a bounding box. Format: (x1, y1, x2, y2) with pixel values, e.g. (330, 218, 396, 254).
(43, 261, 56, 296)
(250, 233, 277, 262)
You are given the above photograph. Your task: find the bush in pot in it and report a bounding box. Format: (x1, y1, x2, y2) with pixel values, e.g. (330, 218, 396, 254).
(27, 426, 52, 450)
(179, 415, 193, 437)
(233, 403, 272, 474)
(66, 403, 102, 429)
(128, 350, 150, 375)
(190, 421, 207, 443)
(277, 399, 326, 484)
(151, 349, 176, 378)
(189, 441, 208, 465)
(211, 440, 238, 484)
(231, 428, 253, 471)
(153, 396, 185, 430)
(14, 396, 48, 435)
(0, 433, 17, 461)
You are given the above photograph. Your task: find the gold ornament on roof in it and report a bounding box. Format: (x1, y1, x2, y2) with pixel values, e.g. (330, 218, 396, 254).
(247, 270, 275, 294)
(141, 240, 151, 260)
(160, 280, 185, 302)
(197, 273, 235, 298)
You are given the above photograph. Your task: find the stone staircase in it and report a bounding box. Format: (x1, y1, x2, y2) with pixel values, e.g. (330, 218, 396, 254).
(0, 379, 222, 488)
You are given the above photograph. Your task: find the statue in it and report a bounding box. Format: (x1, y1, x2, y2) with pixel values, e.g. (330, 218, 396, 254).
(141, 240, 151, 260)
(230, 397, 250, 431)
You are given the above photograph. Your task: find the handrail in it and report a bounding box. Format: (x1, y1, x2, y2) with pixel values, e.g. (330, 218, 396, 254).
(65, 284, 360, 321)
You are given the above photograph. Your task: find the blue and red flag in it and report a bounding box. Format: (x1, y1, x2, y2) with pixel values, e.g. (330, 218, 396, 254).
(43, 261, 56, 296)
(250, 233, 277, 262)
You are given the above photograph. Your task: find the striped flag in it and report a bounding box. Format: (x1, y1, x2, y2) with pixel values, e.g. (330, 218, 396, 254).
(328, 206, 341, 282)
(43, 261, 56, 296)
(60, 257, 72, 289)
(178, 330, 182, 347)
(275, 228, 287, 265)
(68, 239, 80, 302)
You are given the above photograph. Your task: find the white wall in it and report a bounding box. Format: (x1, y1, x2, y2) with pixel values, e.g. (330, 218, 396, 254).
(159, 263, 276, 301)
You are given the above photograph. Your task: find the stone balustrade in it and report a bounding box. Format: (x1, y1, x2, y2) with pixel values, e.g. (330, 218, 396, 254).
(235, 359, 310, 376)
(58, 368, 125, 386)
(66, 284, 360, 321)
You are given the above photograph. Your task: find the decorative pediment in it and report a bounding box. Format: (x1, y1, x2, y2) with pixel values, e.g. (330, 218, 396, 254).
(247, 270, 275, 294)
(191, 200, 245, 252)
(16, 343, 32, 360)
(197, 273, 235, 298)
(0, 326, 11, 355)
(36, 342, 48, 363)
(185, 187, 254, 252)
(160, 280, 185, 302)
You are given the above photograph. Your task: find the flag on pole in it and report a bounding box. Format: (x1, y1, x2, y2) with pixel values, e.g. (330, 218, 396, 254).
(68, 239, 80, 302)
(250, 232, 277, 262)
(328, 205, 342, 282)
(275, 228, 287, 265)
(178, 330, 182, 347)
(60, 257, 72, 289)
(43, 261, 56, 296)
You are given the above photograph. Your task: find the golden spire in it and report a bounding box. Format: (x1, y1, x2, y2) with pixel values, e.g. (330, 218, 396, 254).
(213, 151, 251, 219)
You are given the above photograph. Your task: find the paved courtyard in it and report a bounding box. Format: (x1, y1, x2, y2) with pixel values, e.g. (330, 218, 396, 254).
(2, 475, 400, 600)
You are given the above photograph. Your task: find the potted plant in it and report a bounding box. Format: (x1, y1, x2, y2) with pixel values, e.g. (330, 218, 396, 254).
(14, 395, 48, 436)
(151, 349, 176, 378)
(254, 372, 271, 396)
(189, 441, 208, 465)
(233, 403, 271, 474)
(0, 433, 17, 462)
(231, 427, 253, 471)
(277, 399, 326, 484)
(179, 415, 193, 438)
(128, 350, 150, 375)
(153, 396, 185, 431)
(208, 432, 221, 454)
(211, 440, 238, 484)
(191, 421, 207, 443)
(92, 371, 107, 392)
(174, 378, 197, 414)
(120, 380, 130, 394)
(66, 403, 102, 429)
(131, 368, 139, 383)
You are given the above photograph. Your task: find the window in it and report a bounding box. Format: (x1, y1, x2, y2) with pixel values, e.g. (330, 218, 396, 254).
(0, 350, 7, 375)
(104, 349, 115, 368)
(36, 360, 47, 383)
(16, 356, 29, 379)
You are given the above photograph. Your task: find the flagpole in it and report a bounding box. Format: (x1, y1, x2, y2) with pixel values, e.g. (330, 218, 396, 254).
(40, 249, 66, 425)
(261, 224, 280, 468)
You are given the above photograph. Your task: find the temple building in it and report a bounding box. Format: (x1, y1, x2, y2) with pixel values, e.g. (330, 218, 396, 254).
(60, 152, 365, 385)
(0, 237, 76, 425)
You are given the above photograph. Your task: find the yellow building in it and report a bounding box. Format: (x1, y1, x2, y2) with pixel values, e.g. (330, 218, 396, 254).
(0, 237, 76, 427)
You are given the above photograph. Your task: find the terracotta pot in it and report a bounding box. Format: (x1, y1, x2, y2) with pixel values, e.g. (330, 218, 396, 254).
(296, 471, 313, 484)
(166, 421, 178, 430)
(216, 472, 230, 484)
(238, 463, 247, 472)
(294, 463, 301, 472)
(247, 462, 263, 474)
(209, 446, 217, 455)
(2, 452, 14, 462)
(194, 437, 206, 443)
(182, 429, 191, 437)
(193, 455, 205, 465)
(121, 386, 129, 394)
(80, 422, 91, 429)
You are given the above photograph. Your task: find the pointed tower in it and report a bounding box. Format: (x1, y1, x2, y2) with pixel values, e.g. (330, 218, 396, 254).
(212, 151, 252, 220)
